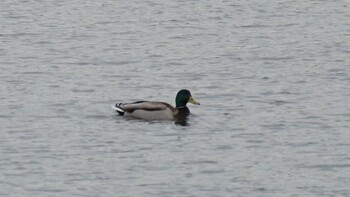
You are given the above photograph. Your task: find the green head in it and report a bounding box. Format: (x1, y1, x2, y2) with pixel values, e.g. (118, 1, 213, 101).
(175, 89, 200, 108)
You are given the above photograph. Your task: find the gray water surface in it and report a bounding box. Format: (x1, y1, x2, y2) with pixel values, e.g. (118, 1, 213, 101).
(1, 0, 350, 196)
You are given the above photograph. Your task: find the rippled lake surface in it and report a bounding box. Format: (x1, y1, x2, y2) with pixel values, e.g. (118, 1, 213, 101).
(1, 0, 350, 196)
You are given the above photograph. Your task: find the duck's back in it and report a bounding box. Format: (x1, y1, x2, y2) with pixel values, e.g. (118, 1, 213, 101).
(116, 101, 176, 120)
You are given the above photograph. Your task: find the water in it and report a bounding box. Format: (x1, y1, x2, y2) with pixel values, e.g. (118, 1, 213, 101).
(1, 0, 350, 196)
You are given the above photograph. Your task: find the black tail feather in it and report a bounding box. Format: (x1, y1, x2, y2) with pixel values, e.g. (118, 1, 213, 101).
(115, 103, 125, 116)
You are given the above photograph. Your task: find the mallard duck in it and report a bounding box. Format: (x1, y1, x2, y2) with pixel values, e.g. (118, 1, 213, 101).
(112, 89, 200, 121)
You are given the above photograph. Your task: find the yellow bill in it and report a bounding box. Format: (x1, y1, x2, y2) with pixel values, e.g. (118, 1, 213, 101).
(189, 96, 200, 105)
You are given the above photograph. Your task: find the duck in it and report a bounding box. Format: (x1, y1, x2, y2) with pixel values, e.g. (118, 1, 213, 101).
(112, 89, 200, 121)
